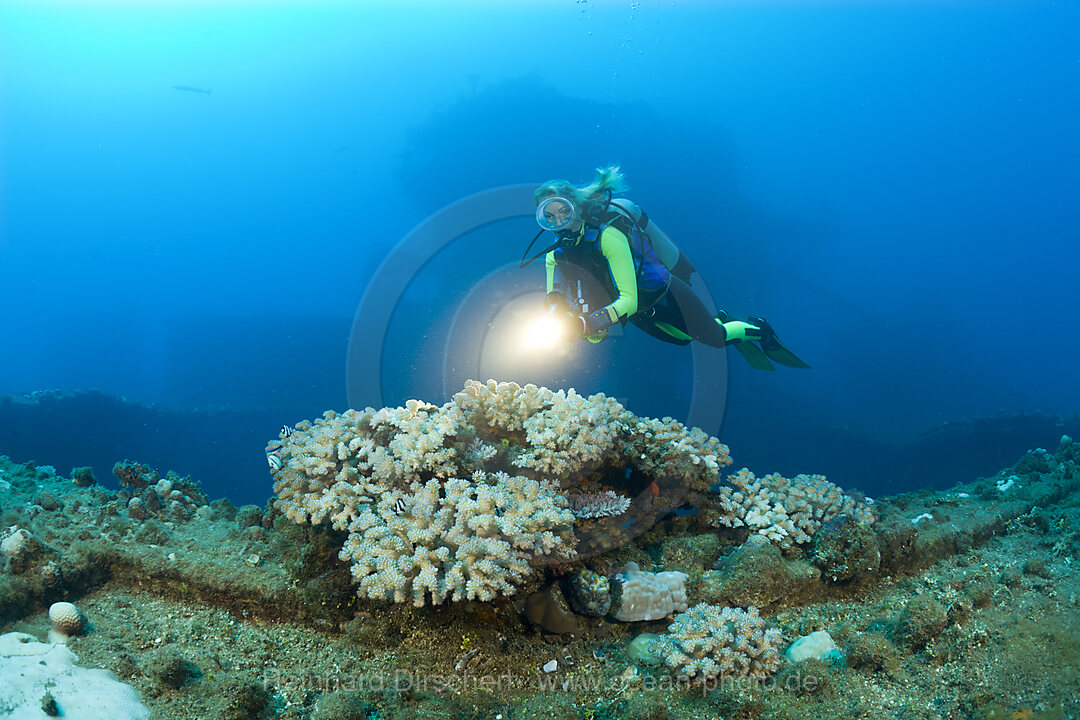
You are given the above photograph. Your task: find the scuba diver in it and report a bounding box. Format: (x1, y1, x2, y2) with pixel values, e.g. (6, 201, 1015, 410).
(521, 165, 809, 370)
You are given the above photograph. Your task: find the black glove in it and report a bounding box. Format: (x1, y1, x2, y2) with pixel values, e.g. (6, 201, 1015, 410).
(577, 308, 618, 340)
(577, 310, 613, 343)
(572, 313, 589, 337)
(546, 292, 571, 315)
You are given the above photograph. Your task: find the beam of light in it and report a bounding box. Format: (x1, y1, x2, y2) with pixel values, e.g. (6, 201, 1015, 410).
(522, 314, 567, 349)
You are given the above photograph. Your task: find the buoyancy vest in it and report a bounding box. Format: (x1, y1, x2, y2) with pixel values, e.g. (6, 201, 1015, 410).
(554, 203, 672, 301)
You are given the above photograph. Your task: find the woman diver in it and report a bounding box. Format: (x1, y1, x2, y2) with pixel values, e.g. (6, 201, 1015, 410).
(524, 165, 808, 370)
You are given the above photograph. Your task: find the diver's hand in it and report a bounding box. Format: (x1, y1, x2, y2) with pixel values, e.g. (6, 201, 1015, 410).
(572, 313, 588, 336)
(577, 313, 609, 343)
(546, 292, 571, 315)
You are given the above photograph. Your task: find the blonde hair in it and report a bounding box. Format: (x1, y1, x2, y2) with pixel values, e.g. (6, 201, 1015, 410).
(533, 165, 629, 214)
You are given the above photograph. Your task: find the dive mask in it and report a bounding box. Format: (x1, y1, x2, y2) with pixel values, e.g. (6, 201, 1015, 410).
(536, 196, 576, 232)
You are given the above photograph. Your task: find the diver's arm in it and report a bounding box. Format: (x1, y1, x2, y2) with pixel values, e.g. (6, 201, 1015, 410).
(545, 250, 558, 294)
(544, 250, 569, 313)
(595, 226, 639, 326)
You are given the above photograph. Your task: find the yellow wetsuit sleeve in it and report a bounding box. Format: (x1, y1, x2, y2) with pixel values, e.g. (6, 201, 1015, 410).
(545, 250, 557, 294)
(599, 226, 638, 322)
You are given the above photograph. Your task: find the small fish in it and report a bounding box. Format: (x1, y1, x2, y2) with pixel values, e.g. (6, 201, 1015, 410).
(392, 497, 407, 514)
(279, 425, 293, 439)
(454, 648, 479, 672)
(173, 85, 212, 95)
(267, 454, 282, 471)
(561, 647, 575, 667)
(268, 443, 283, 453)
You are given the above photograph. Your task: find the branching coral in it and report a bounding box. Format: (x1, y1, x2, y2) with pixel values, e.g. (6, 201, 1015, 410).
(273, 380, 850, 606)
(508, 387, 630, 475)
(713, 469, 875, 549)
(339, 472, 575, 605)
(272, 382, 597, 607)
(620, 417, 732, 492)
(567, 490, 631, 519)
(651, 603, 783, 682)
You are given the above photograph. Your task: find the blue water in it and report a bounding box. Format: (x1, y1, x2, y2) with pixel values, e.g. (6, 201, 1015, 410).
(1, 1, 1077, 504)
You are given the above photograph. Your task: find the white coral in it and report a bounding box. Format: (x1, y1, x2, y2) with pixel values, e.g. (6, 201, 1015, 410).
(1, 528, 34, 562)
(567, 490, 632, 519)
(611, 562, 688, 621)
(270, 380, 743, 606)
(510, 389, 630, 475)
(622, 417, 732, 492)
(714, 469, 875, 549)
(339, 473, 575, 606)
(48, 602, 86, 641)
(651, 603, 783, 682)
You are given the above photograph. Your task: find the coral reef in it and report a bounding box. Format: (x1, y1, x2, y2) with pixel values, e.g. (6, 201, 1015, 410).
(1, 527, 42, 574)
(809, 513, 881, 582)
(523, 582, 581, 634)
(0, 631, 149, 719)
(650, 603, 784, 682)
(338, 472, 576, 605)
(113, 461, 209, 522)
(71, 465, 97, 488)
(701, 533, 820, 609)
(712, 468, 876, 549)
(1, 394, 1078, 720)
(270, 380, 733, 606)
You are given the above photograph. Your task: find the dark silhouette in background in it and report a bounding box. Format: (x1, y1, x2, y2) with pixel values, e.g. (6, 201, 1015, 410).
(2, 389, 1075, 508)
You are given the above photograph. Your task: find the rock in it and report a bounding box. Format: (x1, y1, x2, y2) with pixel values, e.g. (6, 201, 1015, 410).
(785, 630, 842, 663)
(626, 633, 663, 666)
(524, 583, 580, 634)
(2, 529, 42, 574)
(810, 514, 881, 582)
(146, 646, 199, 689)
(70, 466, 97, 488)
(699, 534, 819, 608)
(897, 596, 947, 648)
(33, 491, 63, 512)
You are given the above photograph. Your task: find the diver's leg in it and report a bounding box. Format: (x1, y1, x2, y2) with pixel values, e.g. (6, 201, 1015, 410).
(663, 280, 777, 369)
(630, 316, 693, 345)
(663, 279, 739, 348)
(629, 294, 692, 346)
